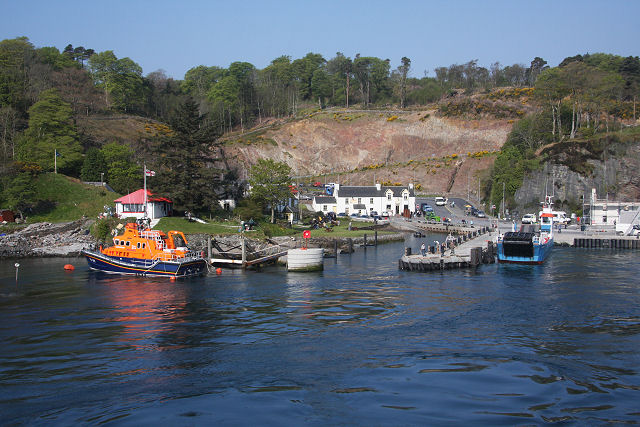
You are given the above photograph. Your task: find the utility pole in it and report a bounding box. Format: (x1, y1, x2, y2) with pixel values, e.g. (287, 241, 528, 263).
(467, 174, 470, 202)
(501, 182, 505, 219)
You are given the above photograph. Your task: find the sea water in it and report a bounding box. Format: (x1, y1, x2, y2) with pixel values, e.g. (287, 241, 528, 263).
(1, 235, 639, 425)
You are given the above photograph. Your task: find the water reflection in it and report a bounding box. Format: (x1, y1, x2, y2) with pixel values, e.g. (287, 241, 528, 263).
(1, 245, 640, 424)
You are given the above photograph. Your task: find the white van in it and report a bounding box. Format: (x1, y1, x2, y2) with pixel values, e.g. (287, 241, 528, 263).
(540, 210, 569, 225)
(435, 197, 446, 206)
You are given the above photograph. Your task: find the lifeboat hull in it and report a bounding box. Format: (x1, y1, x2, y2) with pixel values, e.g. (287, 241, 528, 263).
(82, 250, 208, 277)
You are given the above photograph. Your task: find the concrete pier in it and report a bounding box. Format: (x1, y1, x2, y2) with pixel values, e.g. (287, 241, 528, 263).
(399, 228, 497, 272)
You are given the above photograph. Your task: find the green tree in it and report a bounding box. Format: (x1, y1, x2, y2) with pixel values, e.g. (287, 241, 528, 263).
(149, 98, 223, 215)
(310, 68, 331, 107)
(292, 52, 325, 101)
(15, 88, 83, 174)
(2, 162, 41, 218)
(326, 52, 353, 107)
(88, 50, 143, 112)
(80, 147, 107, 182)
(248, 158, 292, 223)
(397, 57, 411, 108)
(0, 37, 35, 112)
(100, 142, 140, 194)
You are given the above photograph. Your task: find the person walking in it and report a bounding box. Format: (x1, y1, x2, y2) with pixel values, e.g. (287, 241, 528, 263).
(420, 242, 426, 256)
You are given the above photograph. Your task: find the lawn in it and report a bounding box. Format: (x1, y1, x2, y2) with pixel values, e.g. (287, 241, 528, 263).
(153, 217, 398, 240)
(27, 174, 121, 223)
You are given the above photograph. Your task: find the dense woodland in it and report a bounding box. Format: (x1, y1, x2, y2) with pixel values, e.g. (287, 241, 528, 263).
(1, 36, 639, 217)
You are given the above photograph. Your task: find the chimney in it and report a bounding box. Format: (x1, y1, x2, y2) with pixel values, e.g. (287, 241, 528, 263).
(334, 183, 340, 193)
(409, 183, 414, 190)
(376, 183, 381, 191)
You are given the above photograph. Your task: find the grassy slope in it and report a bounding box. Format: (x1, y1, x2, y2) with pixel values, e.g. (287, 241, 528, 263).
(27, 173, 121, 223)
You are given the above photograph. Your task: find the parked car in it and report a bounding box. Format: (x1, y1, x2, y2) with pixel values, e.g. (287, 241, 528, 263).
(435, 196, 447, 206)
(522, 214, 537, 224)
(475, 210, 486, 218)
(629, 224, 640, 236)
(370, 211, 378, 217)
(337, 212, 347, 217)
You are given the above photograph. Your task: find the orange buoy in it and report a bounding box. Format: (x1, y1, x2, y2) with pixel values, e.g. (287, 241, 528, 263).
(216, 268, 222, 275)
(63, 264, 75, 271)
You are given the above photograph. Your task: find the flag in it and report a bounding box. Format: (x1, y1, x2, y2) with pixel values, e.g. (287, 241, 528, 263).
(55, 149, 62, 157)
(145, 169, 156, 177)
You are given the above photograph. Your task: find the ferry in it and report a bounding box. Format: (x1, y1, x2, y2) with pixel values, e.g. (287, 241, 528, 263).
(81, 221, 208, 277)
(497, 195, 554, 264)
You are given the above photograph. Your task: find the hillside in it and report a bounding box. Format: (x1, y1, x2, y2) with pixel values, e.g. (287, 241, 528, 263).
(224, 108, 512, 196)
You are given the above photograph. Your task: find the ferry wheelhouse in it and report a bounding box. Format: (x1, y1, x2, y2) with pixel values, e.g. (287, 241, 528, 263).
(82, 222, 207, 277)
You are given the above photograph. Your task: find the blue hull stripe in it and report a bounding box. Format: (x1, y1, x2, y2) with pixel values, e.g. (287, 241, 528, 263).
(82, 251, 207, 277)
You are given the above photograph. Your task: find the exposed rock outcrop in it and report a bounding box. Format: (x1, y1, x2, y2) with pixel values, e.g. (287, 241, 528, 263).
(0, 219, 97, 258)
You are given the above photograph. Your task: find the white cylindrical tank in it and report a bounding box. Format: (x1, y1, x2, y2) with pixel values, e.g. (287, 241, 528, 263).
(287, 248, 324, 271)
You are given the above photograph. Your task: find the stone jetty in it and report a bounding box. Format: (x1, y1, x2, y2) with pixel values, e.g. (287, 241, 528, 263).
(399, 226, 497, 272)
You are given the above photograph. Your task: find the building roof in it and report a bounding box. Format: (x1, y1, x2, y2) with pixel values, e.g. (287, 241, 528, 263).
(114, 189, 172, 204)
(314, 196, 336, 204)
(336, 185, 415, 198)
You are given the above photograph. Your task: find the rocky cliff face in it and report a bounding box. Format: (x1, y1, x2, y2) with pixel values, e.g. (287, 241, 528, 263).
(515, 139, 640, 211)
(226, 110, 512, 196)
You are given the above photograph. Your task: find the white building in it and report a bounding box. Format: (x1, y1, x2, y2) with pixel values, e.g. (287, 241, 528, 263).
(312, 183, 416, 216)
(114, 189, 172, 220)
(587, 188, 640, 233)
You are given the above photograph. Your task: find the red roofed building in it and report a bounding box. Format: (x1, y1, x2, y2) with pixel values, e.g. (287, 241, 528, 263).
(114, 189, 172, 220)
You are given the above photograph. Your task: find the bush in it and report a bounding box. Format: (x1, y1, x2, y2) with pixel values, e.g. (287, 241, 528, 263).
(91, 217, 120, 243)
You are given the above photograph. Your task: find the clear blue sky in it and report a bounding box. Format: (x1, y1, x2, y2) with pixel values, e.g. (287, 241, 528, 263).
(2, 0, 639, 79)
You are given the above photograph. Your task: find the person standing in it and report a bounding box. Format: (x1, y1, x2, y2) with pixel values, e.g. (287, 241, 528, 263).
(421, 242, 426, 256)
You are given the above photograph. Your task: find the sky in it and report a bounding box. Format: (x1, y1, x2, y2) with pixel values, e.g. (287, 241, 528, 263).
(2, 0, 639, 80)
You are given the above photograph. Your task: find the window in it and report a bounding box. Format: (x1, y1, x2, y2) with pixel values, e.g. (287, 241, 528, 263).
(358, 198, 361, 204)
(122, 203, 144, 212)
(126, 241, 130, 246)
(370, 198, 374, 204)
(387, 193, 391, 201)
(323, 205, 328, 212)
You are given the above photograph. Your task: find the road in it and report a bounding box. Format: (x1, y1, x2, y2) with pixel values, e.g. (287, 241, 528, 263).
(414, 196, 494, 228)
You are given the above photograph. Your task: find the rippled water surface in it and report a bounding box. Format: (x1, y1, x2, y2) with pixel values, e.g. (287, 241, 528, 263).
(1, 237, 640, 425)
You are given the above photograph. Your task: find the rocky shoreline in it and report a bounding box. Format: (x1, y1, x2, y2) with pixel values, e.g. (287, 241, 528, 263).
(0, 219, 97, 258)
(0, 220, 406, 259)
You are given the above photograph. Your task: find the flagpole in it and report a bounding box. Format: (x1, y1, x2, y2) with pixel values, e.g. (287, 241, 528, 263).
(143, 163, 148, 219)
(54, 149, 57, 174)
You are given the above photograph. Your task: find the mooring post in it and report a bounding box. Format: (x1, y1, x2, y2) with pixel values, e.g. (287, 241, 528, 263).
(374, 230, 378, 246)
(241, 235, 247, 269)
(334, 239, 338, 258)
(363, 233, 367, 249)
(207, 236, 212, 262)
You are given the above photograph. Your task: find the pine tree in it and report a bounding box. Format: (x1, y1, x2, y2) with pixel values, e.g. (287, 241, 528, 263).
(150, 98, 223, 214)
